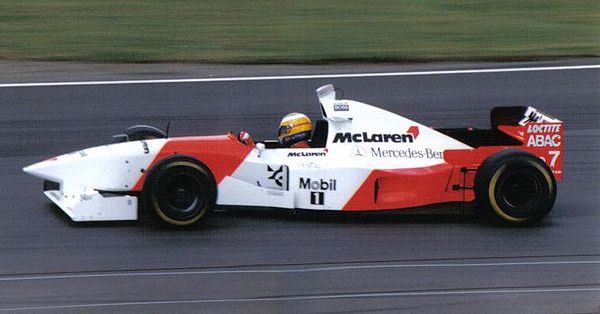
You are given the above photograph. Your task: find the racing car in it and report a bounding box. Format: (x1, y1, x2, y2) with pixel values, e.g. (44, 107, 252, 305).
(23, 84, 562, 226)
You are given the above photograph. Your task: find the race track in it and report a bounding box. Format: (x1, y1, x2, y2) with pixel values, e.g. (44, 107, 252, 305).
(1, 60, 599, 313)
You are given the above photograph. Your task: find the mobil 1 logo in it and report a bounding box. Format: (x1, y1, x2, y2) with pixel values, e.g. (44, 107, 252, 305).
(299, 177, 336, 206)
(310, 192, 324, 205)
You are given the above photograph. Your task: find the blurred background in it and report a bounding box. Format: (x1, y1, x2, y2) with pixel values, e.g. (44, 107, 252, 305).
(0, 0, 598, 63)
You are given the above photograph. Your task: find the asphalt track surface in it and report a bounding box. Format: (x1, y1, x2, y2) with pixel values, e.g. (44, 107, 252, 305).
(1, 60, 599, 313)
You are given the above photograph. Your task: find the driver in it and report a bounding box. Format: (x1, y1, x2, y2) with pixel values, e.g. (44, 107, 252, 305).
(278, 113, 312, 148)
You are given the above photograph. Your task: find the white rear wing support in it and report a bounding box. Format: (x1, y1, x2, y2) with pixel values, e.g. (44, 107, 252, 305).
(317, 84, 354, 122)
(316, 84, 336, 101)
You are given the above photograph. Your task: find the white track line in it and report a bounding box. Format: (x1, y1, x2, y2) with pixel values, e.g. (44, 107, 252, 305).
(0, 64, 598, 88)
(2, 286, 599, 311)
(1, 260, 598, 282)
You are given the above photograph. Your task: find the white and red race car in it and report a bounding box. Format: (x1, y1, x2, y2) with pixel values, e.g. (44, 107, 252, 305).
(24, 84, 563, 226)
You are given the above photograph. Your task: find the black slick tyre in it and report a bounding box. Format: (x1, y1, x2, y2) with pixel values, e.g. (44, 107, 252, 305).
(143, 155, 216, 226)
(474, 149, 556, 226)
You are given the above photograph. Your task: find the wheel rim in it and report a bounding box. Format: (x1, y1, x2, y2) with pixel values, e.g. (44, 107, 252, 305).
(500, 170, 541, 209)
(494, 167, 545, 219)
(156, 168, 206, 220)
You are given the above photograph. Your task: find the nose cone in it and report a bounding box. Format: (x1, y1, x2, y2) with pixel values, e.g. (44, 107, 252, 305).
(23, 149, 86, 182)
(23, 157, 63, 181)
(24, 139, 166, 193)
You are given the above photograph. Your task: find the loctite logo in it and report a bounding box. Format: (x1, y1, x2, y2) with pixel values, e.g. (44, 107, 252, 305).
(333, 132, 414, 143)
(299, 178, 336, 191)
(526, 124, 561, 133)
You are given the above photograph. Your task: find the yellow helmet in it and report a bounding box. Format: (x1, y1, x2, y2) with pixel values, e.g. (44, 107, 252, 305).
(278, 113, 312, 146)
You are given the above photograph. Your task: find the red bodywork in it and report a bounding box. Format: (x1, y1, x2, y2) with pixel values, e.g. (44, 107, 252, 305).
(134, 123, 562, 212)
(343, 121, 563, 211)
(132, 133, 253, 191)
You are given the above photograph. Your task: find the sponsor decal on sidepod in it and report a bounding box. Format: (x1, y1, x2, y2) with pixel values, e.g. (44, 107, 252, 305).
(351, 146, 443, 159)
(333, 132, 414, 143)
(370, 147, 443, 159)
(333, 126, 419, 144)
(299, 177, 336, 206)
(299, 178, 337, 191)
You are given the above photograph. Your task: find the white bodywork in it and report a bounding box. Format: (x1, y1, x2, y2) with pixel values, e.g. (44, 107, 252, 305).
(219, 85, 470, 210)
(24, 84, 472, 222)
(24, 140, 167, 221)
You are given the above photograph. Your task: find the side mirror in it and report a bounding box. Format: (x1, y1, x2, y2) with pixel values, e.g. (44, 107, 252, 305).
(256, 143, 266, 157)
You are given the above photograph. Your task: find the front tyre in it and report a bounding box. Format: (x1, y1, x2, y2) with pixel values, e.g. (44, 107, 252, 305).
(143, 156, 216, 226)
(474, 150, 556, 226)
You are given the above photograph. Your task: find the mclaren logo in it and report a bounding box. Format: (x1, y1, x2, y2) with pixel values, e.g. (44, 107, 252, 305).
(287, 151, 326, 157)
(333, 126, 419, 144)
(333, 132, 413, 143)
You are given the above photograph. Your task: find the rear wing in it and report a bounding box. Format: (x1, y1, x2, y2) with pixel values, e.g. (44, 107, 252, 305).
(492, 106, 563, 180)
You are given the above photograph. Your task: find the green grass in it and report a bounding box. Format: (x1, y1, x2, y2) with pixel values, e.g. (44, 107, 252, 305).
(0, 0, 598, 63)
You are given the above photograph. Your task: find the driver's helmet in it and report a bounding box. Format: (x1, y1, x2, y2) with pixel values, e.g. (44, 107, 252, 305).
(278, 113, 312, 147)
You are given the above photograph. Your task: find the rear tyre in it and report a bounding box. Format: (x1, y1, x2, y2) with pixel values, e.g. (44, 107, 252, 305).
(143, 156, 216, 226)
(474, 150, 556, 226)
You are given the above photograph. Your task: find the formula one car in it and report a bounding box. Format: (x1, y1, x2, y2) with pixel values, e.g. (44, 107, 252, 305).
(23, 84, 562, 226)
